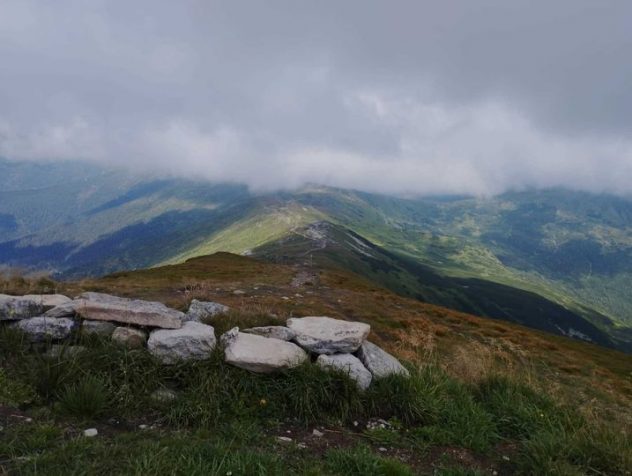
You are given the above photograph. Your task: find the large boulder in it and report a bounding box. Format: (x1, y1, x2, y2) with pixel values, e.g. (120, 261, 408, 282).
(14, 317, 76, 342)
(0, 294, 44, 320)
(242, 326, 296, 341)
(148, 321, 216, 364)
(71, 292, 183, 329)
(222, 327, 307, 373)
(316, 354, 372, 390)
(356, 341, 410, 378)
(287, 316, 370, 354)
(112, 327, 147, 349)
(185, 299, 229, 322)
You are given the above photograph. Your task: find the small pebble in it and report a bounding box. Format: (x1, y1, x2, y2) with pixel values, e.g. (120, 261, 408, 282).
(138, 424, 148, 430)
(276, 436, 293, 443)
(312, 429, 324, 437)
(378, 447, 387, 452)
(353, 421, 359, 427)
(297, 442, 307, 449)
(83, 428, 98, 437)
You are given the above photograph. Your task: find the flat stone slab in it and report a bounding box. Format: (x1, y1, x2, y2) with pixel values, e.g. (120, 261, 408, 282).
(22, 294, 72, 309)
(148, 321, 216, 364)
(356, 341, 410, 378)
(242, 326, 296, 341)
(222, 327, 307, 373)
(112, 327, 147, 349)
(71, 292, 183, 329)
(316, 354, 372, 390)
(286, 316, 370, 354)
(0, 294, 45, 320)
(14, 317, 76, 342)
(185, 299, 229, 322)
(44, 301, 78, 318)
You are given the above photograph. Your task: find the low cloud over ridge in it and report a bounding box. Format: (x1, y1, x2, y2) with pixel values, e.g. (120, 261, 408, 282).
(1, 0, 631, 196)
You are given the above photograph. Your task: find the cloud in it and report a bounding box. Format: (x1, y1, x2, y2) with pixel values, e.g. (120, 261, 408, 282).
(0, 0, 631, 196)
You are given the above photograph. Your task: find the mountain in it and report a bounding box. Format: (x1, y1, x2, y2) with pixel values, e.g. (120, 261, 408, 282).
(1, 158, 631, 350)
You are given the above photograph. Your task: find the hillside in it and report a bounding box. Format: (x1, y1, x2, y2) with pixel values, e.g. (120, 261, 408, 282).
(1, 253, 631, 475)
(1, 159, 632, 350)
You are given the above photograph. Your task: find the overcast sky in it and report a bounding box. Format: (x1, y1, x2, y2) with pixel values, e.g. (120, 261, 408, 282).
(1, 1, 631, 196)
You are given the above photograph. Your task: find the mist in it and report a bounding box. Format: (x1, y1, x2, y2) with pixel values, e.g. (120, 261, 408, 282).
(1, 0, 631, 196)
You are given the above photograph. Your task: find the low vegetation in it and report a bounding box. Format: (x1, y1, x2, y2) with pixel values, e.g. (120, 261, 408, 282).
(1, 254, 631, 474)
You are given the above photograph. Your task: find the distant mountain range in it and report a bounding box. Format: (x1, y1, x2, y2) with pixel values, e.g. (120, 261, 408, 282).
(1, 158, 631, 351)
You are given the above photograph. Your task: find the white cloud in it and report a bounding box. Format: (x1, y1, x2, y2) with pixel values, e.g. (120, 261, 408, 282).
(0, 0, 631, 196)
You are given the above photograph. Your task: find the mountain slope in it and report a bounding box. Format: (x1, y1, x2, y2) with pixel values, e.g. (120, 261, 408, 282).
(254, 221, 624, 351)
(1, 159, 632, 349)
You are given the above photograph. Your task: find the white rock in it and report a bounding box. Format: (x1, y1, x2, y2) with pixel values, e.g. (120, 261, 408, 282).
(73, 292, 184, 329)
(356, 341, 410, 378)
(316, 354, 373, 390)
(287, 316, 370, 354)
(112, 327, 147, 349)
(185, 299, 229, 322)
(83, 428, 98, 437)
(148, 321, 216, 364)
(81, 320, 116, 337)
(44, 301, 79, 318)
(0, 295, 44, 320)
(312, 429, 324, 437)
(276, 436, 293, 443)
(242, 326, 296, 341)
(223, 329, 307, 373)
(14, 317, 75, 342)
(22, 294, 72, 309)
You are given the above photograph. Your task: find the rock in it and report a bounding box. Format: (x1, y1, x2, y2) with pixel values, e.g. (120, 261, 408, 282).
(111, 327, 147, 349)
(44, 301, 79, 318)
(356, 341, 410, 378)
(312, 429, 324, 437)
(184, 299, 229, 322)
(316, 354, 372, 390)
(22, 294, 72, 309)
(287, 316, 370, 354)
(81, 320, 116, 337)
(73, 292, 183, 329)
(150, 388, 177, 403)
(222, 328, 308, 373)
(276, 436, 293, 443)
(0, 295, 44, 320)
(242, 326, 296, 341)
(83, 428, 98, 437)
(14, 317, 76, 342)
(147, 321, 216, 364)
(44, 345, 87, 359)
(233, 290, 246, 296)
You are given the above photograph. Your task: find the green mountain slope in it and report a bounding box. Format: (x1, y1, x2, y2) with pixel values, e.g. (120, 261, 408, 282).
(254, 221, 626, 351)
(1, 159, 631, 348)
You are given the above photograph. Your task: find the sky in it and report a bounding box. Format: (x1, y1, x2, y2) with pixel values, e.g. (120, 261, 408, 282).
(1, 0, 631, 196)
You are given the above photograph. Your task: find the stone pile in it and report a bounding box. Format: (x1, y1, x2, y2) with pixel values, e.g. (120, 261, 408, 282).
(1, 292, 409, 389)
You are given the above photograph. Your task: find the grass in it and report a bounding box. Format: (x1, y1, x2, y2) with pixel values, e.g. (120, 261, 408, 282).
(57, 375, 111, 419)
(2, 254, 632, 474)
(2, 321, 630, 475)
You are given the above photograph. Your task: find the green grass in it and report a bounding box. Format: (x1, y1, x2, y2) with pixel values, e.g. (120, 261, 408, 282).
(1, 326, 630, 475)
